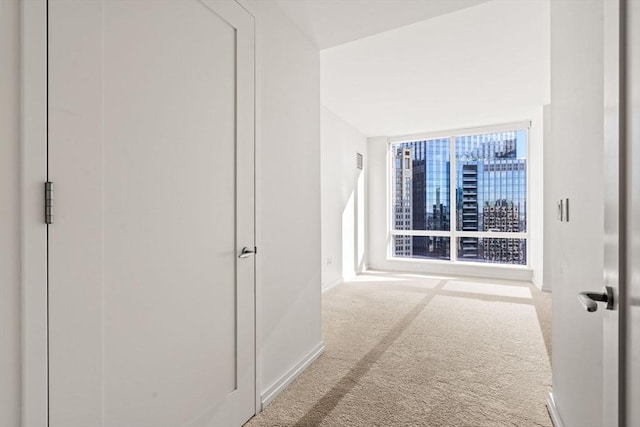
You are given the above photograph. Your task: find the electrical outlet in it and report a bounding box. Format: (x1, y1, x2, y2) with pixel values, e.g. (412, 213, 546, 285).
(327, 257, 333, 265)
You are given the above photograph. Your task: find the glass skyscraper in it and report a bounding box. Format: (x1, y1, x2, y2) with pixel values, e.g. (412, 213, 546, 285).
(393, 138, 450, 260)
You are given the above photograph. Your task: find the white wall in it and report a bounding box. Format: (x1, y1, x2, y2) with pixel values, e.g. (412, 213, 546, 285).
(321, 106, 367, 289)
(549, 1, 604, 426)
(0, 0, 21, 425)
(367, 135, 389, 273)
(542, 104, 553, 292)
(529, 108, 545, 289)
(243, 0, 323, 407)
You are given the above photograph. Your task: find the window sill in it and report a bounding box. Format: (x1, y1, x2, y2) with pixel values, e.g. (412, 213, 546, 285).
(380, 256, 533, 282)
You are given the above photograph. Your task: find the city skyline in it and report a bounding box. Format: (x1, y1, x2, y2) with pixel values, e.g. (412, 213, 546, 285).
(392, 130, 527, 265)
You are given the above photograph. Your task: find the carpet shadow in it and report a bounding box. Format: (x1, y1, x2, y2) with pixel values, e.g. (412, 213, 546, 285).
(293, 280, 448, 427)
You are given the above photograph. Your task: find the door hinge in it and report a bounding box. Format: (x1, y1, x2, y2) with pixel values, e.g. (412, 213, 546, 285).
(45, 182, 54, 224)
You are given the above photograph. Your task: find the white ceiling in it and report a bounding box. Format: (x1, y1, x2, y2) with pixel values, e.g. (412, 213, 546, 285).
(274, 0, 491, 50)
(320, 0, 551, 136)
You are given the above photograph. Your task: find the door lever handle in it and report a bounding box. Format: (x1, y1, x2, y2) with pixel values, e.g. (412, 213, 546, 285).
(238, 247, 255, 259)
(577, 286, 614, 312)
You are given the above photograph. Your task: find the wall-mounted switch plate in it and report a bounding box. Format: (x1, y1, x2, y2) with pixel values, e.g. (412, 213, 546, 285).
(357, 153, 363, 170)
(557, 198, 570, 222)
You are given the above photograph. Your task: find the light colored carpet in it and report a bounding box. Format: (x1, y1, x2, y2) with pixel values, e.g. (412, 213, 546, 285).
(245, 271, 552, 427)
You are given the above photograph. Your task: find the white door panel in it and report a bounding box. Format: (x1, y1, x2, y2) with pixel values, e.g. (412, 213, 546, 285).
(48, 1, 104, 422)
(602, 1, 640, 425)
(603, 0, 620, 425)
(48, 1, 255, 426)
(626, 2, 640, 425)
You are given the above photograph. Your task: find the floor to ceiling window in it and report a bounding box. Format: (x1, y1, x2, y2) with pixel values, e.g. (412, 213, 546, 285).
(389, 122, 529, 266)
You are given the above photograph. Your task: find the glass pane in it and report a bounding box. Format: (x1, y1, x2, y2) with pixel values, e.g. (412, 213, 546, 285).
(391, 139, 450, 231)
(455, 131, 527, 232)
(392, 235, 450, 260)
(457, 237, 527, 265)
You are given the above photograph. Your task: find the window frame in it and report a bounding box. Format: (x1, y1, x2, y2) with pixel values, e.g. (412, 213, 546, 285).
(386, 120, 531, 267)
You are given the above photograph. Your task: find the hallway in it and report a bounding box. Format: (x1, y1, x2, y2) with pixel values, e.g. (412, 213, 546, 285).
(246, 272, 552, 426)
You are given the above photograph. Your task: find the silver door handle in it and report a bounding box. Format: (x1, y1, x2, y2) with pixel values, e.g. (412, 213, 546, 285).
(577, 286, 614, 312)
(238, 247, 255, 259)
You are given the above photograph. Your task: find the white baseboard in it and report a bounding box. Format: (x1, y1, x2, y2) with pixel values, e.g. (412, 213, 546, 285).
(260, 342, 325, 409)
(322, 278, 343, 294)
(546, 392, 565, 427)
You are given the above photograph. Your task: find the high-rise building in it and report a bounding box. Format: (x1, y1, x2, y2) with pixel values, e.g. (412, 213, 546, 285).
(482, 199, 524, 263)
(477, 156, 526, 264)
(455, 132, 527, 264)
(392, 141, 451, 259)
(460, 163, 479, 260)
(396, 140, 450, 259)
(393, 147, 413, 257)
(411, 158, 428, 256)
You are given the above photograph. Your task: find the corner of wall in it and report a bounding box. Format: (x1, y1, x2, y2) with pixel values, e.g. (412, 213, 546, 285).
(322, 278, 343, 294)
(248, 0, 323, 409)
(320, 107, 368, 290)
(260, 342, 325, 409)
(529, 106, 546, 291)
(532, 277, 550, 292)
(546, 392, 566, 427)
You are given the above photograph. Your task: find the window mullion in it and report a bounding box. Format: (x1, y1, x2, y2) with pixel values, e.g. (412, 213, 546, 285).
(450, 135, 457, 262)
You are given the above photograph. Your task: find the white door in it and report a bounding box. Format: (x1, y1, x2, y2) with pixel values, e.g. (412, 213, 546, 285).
(602, 0, 621, 425)
(47, 1, 255, 426)
(624, 2, 640, 425)
(602, 0, 640, 425)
